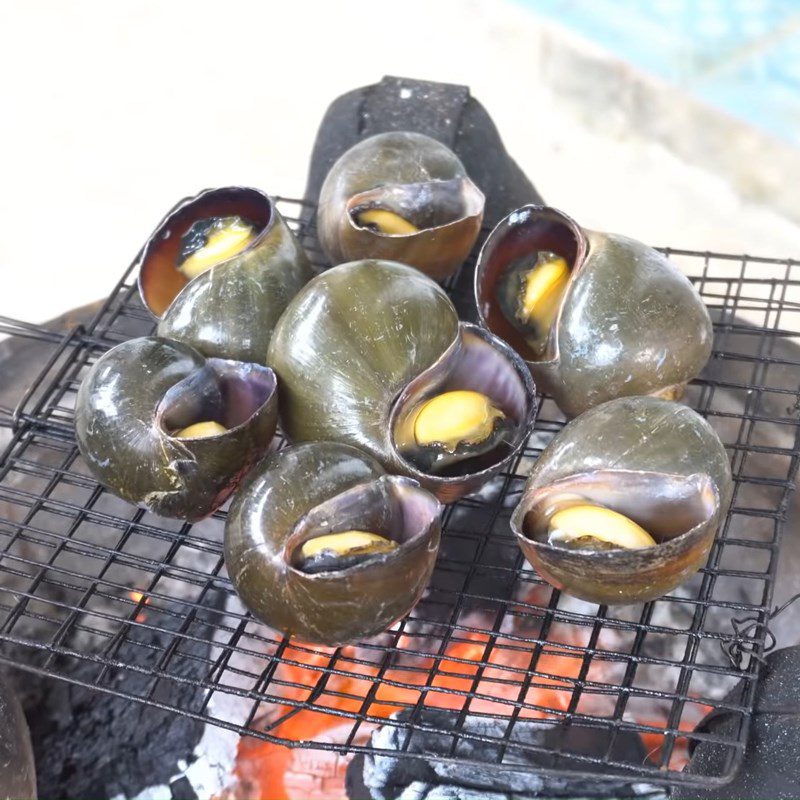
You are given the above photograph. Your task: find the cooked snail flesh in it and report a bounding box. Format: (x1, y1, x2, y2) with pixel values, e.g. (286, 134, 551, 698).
(172, 420, 228, 439)
(547, 503, 657, 551)
(354, 208, 419, 235)
(404, 389, 513, 474)
(497, 251, 570, 358)
(176, 215, 257, 279)
(294, 530, 399, 574)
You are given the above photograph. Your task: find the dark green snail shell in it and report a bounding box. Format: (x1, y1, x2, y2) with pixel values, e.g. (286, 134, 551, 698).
(224, 442, 441, 646)
(475, 205, 714, 418)
(317, 132, 485, 281)
(137, 186, 313, 363)
(266, 259, 538, 503)
(75, 337, 278, 521)
(511, 396, 733, 605)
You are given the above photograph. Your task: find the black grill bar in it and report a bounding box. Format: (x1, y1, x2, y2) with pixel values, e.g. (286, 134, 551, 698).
(0, 197, 797, 790)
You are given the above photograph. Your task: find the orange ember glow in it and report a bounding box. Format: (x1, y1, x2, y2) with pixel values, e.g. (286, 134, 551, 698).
(128, 590, 151, 624)
(233, 634, 580, 799)
(230, 611, 710, 799)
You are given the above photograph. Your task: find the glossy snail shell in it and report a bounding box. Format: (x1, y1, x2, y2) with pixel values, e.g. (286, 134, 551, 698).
(317, 132, 485, 280)
(224, 442, 441, 646)
(267, 260, 538, 502)
(138, 186, 313, 362)
(75, 337, 278, 520)
(511, 396, 732, 604)
(475, 206, 713, 417)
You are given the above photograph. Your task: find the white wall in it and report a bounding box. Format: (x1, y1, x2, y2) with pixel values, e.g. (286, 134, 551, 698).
(1, 0, 799, 323)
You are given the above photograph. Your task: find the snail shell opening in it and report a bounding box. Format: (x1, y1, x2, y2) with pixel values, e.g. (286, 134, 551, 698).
(283, 476, 441, 578)
(138, 187, 273, 318)
(347, 177, 484, 237)
(515, 469, 719, 549)
(156, 359, 277, 437)
(391, 324, 535, 494)
(511, 468, 723, 604)
(475, 205, 586, 364)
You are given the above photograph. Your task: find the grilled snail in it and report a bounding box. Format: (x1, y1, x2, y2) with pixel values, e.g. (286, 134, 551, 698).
(511, 396, 732, 604)
(75, 337, 278, 520)
(317, 132, 485, 280)
(475, 206, 713, 417)
(267, 260, 538, 502)
(138, 187, 313, 362)
(224, 442, 441, 646)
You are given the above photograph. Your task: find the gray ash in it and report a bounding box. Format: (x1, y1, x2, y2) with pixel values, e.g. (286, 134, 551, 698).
(347, 708, 664, 800)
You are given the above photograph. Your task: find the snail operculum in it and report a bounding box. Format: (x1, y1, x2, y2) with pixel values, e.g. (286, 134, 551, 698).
(497, 251, 570, 358)
(176, 215, 258, 280)
(294, 530, 399, 574)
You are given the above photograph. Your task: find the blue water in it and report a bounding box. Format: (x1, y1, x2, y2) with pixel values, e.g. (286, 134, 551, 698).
(517, 0, 800, 146)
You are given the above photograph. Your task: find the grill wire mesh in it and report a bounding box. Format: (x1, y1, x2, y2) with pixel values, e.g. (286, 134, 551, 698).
(0, 197, 798, 791)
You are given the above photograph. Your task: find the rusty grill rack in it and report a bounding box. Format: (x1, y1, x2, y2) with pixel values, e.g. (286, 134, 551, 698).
(0, 197, 799, 791)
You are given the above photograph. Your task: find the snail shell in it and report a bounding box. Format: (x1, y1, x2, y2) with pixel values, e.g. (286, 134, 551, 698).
(317, 132, 485, 280)
(475, 206, 713, 417)
(224, 442, 441, 646)
(267, 260, 538, 502)
(138, 187, 313, 362)
(75, 337, 278, 520)
(511, 396, 732, 604)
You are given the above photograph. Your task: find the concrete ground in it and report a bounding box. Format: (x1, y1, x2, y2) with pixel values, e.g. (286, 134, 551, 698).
(1, 0, 800, 325)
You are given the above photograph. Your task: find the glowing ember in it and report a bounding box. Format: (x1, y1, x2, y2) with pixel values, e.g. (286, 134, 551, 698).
(640, 708, 711, 772)
(228, 625, 601, 799)
(226, 602, 710, 797)
(128, 589, 151, 624)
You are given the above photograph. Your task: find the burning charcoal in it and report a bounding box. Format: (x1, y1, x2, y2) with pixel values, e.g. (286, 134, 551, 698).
(17, 589, 227, 800)
(349, 709, 662, 799)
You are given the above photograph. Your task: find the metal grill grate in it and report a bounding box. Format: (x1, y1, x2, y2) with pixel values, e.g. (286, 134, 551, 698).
(1, 198, 799, 790)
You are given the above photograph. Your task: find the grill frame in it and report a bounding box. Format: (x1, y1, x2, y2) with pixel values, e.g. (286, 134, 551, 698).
(0, 197, 798, 790)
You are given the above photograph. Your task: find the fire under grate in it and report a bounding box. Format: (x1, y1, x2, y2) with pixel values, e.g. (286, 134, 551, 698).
(1, 197, 799, 791)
